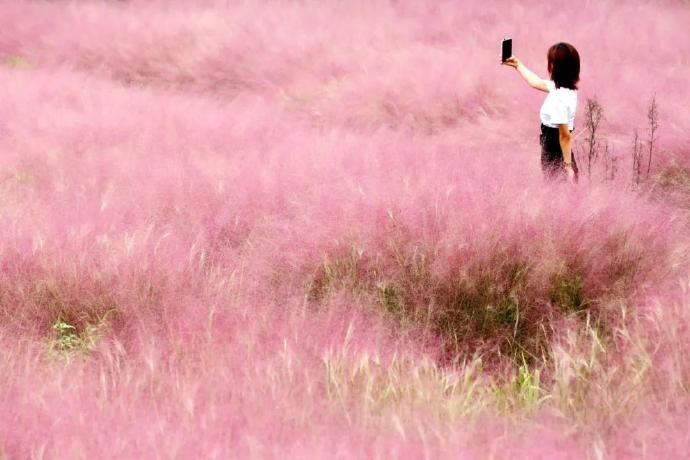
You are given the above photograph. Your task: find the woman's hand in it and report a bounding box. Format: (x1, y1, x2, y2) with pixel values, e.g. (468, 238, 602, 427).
(502, 56, 520, 68)
(565, 163, 576, 183)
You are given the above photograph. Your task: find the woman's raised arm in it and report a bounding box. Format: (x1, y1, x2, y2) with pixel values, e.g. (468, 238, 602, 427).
(502, 57, 549, 92)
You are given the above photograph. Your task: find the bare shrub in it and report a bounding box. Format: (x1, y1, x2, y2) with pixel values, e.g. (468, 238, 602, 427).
(646, 95, 659, 177)
(632, 129, 643, 186)
(583, 98, 604, 182)
(603, 142, 618, 181)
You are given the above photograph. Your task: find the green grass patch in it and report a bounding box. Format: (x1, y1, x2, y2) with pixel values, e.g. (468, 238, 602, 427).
(302, 231, 646, 367)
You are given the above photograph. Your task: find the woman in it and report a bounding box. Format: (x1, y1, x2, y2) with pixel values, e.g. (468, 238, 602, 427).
(503, 43, 580, 183)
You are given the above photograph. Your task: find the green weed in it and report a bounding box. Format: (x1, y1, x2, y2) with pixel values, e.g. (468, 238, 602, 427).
(6, 55, 29, 69)
(50, 317, 105, 355)
(491, 362, 544, 413)
(550, 273, 587, 313)
(377, 281, 404, 315)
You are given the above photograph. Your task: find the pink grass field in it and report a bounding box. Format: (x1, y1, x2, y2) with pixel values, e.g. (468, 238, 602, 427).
(1, 0, 690, 458)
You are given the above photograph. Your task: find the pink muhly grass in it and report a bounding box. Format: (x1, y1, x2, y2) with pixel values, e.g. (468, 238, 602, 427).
(1, 0, 690, 458)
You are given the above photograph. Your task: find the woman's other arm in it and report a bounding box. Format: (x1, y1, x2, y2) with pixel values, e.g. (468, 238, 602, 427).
(558, 123, 576, 182)
(502, 57, 549, 92)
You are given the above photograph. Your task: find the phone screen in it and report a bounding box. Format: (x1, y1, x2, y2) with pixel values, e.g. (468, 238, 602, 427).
(502, 38, 512, 62)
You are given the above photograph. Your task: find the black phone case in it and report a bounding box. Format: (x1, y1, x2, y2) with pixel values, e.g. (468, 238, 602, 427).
(502, 39, 512, 62)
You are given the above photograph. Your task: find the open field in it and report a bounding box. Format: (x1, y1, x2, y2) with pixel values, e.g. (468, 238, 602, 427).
(1, 0, 690, 458)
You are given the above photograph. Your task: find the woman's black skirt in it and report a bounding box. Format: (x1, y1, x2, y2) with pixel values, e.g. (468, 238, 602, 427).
(540, 124, 579, 181)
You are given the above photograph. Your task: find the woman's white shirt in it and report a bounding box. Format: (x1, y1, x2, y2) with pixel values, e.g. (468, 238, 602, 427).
(540, 80, 577, 130)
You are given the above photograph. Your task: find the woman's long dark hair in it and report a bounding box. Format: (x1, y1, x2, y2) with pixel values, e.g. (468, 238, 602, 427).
(547, 43, 580, 90)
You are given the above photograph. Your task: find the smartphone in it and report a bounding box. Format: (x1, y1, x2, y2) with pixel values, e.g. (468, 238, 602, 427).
(502, 38, 512, 62)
